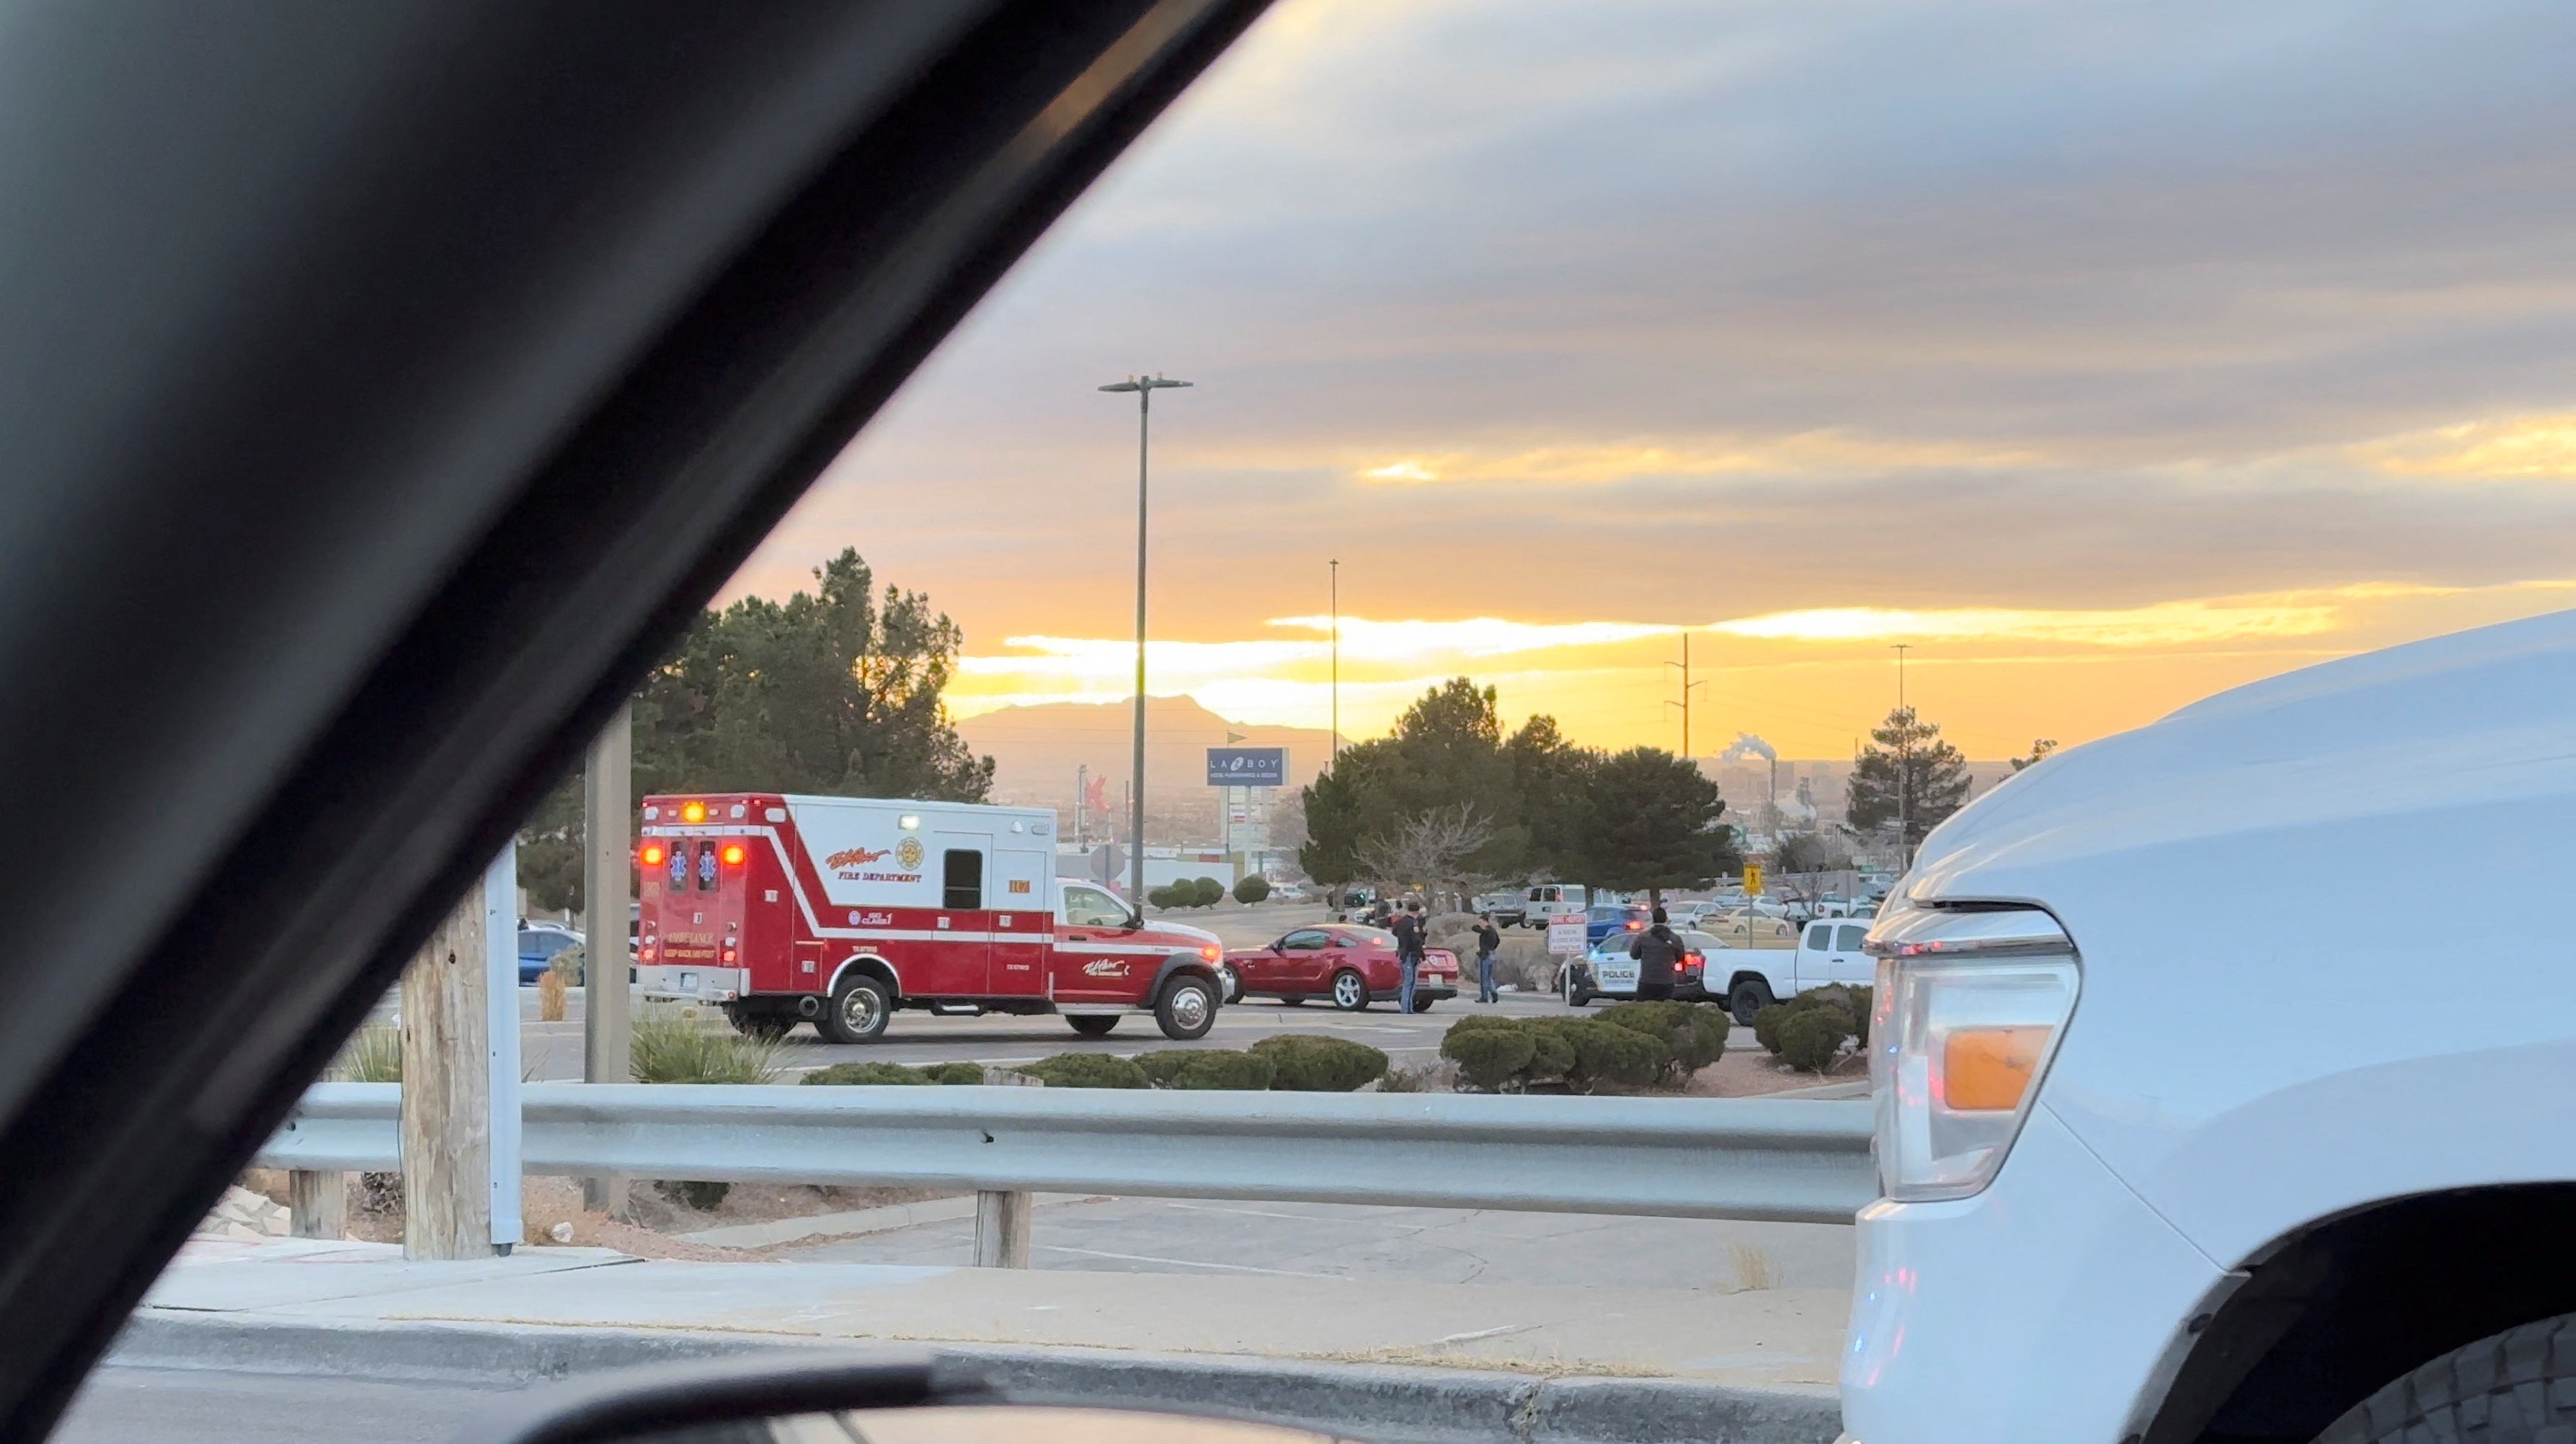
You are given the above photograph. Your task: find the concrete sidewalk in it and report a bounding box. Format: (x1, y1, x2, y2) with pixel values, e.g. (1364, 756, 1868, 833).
(120, 1236, 1847, 1443)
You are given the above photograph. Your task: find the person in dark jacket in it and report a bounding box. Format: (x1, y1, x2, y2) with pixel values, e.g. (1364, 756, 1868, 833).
(1473, 914, 1504, 1002)
(1633, 906, 1682, 1000)
(1392, 901, 1426, 1012)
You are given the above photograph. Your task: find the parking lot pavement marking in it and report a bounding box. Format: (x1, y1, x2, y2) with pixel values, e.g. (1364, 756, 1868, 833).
(1158, 1202, 1322, 1223)
(1035, 1244, 1343, 1279)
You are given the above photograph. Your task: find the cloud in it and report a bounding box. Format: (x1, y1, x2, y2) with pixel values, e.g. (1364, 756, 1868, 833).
(1709, 602, 2342, 648)
(1349, 434, 2043, 486)
(1262, 615, 1677, 659)
(2364, 414, 2576, 479)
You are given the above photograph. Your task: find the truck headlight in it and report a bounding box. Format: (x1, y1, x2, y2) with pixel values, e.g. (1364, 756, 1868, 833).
(1865, 906, 2080, 1202)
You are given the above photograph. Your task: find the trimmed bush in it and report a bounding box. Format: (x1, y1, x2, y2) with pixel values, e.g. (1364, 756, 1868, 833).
(1021, 1052, 1150, 1089)
(1167, 1051, 1276, 1090)
(1442, 1025, 1538, 1092)
(1599, 999, 1730, 1082)
(802, 1061, 933, 1086)
(1190, 877, 1227, 906)
(1147, 885, 1179, 910)
(922, 1061, 987, 1084)
(1233, 875, 1272, 904)
(1543, 1017, 1669, 1092)
(1250, 1034, 1388, 1092)
(1776, 1007, 1851, 1074)
(551, 943, 587, 987)
(1754, 991, 1857, 1056)
(1138, 1048, 1224, 1085)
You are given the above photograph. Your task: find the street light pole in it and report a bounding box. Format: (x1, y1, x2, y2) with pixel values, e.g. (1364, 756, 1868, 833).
(1099, 373, 1191, 912)
(1891, 642, 1911, 862)
(1328, 558, 1338, 776)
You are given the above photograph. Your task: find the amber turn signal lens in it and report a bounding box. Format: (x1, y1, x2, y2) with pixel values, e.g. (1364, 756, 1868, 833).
(680, 801, 706, 823)
(1943, 1026, 2051, 1111)
(720, 843, 746, 866)
(639, 844, 665, 866)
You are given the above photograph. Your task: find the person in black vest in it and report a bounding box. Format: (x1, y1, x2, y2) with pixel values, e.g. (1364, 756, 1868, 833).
(1474, 913, 1504, 1003)
(1633, 906, 1682, 1001)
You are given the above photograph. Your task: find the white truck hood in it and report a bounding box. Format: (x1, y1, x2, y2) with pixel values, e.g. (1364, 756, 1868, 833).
(1906, 606, 2576, 906)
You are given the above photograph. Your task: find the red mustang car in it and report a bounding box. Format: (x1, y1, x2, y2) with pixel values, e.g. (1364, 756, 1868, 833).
(1226, 924, 1460, 1012)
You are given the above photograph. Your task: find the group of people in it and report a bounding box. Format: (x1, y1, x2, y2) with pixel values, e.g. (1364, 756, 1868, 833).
(1349, 893, 1692, 1006)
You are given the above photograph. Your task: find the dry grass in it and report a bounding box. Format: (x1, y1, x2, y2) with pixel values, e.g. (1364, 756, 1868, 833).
(631, 1006, 783, 1084)
(537, 969, 567, 1022)
(329, 1022, 402, 1082)
(1729, 1240, 1780, 1291)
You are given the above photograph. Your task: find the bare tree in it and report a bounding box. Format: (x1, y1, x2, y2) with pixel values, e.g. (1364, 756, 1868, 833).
(1357, 803, 1496, 912)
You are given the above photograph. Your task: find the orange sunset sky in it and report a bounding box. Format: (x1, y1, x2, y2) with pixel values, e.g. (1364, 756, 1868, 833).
(724, 0, 2576, 760)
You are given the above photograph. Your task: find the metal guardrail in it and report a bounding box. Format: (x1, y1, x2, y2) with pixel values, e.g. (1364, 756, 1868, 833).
(259, 1083, 1875, 1225)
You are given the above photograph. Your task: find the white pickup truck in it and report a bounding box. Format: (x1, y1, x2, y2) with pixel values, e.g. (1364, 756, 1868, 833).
(1710, 917, 1873, 1023)
(1841, 611, 2576, 1444)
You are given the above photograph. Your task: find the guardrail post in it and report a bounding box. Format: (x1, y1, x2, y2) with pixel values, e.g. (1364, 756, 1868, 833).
(288, 1170, 345, 1239)
(973, 1190, 1031, 1267)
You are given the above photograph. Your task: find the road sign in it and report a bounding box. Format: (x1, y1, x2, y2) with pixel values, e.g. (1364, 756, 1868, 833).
(1206, 746, 1287, 788)
(1744, 863, 1764, 894)
(1547, 914, 1587, 955)
(1090, 844, 1124, 883)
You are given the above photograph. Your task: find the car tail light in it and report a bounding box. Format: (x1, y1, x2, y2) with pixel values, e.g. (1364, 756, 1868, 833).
(1866, 906, 2080, 1201)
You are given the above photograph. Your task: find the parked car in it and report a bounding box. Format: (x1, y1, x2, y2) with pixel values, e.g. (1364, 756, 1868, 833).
(1473, 892, 1528, 927)
(1266, 882, 1310, 903)
(516, 924, 583, 986)
(1561, 927, 1727, 1006)
(1225, 925, 1460, 1011)
(1518, 882, 1589, 929)
(1584, 903, 1651, 945)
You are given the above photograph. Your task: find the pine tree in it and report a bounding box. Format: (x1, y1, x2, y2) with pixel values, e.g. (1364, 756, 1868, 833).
(1846, 706, 1970, 848)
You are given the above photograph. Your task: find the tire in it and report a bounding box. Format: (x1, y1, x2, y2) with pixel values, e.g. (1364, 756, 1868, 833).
(1155, 975, 1217, 1040)
(1216, 963, 1240, 1004)
(817, 974, 890, 1044)
(1564, 973, 1593, 1008)
(2314, 1312, 2576, 1443)
(724, 1006, 791, 1042)
(1410, 995, 1436, 1013)
(1066, 1015, 1119, 1038)
(1329, 968, 1369, 1011)
(1728, 978, 1775, 1027)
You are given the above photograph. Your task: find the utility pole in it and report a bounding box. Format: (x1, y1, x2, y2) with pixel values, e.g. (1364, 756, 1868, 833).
(1665, 633, 1706, 760)
(1099, 373, 1191, 909)
(1891, 643, 1911, 860)
(581, 703, 631, 1215)
(1074, 764, 1087, 850)
(1328, 558, 1339, 776)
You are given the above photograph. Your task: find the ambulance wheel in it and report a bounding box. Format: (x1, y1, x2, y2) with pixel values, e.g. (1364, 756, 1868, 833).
(1155, 976, 1217, 1040)
(724, 1006, 791, 1042)
(819, 976, 890, 1044)
(1067, 1015, 1119, 1038)
(1330, 969, 1369, 1011)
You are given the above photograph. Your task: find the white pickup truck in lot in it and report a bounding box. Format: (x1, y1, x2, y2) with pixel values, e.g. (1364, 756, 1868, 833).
(1710, 918, 1873, 1022)
(1841, 611, 2576, 1444)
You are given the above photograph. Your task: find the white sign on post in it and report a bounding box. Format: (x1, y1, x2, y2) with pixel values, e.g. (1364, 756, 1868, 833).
(1547, 914, 1587, 955)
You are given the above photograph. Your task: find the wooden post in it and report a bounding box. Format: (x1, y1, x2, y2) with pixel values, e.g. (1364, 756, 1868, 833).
(288, 1171, 345, 1240)
(582, 704, 633, 1216)
(973, 1191, 1031, 1268)
(400, 885, 497, 1259)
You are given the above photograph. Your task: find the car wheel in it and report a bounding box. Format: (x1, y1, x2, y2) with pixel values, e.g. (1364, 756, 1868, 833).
(817, 975, 890, 1044)
(1216, 963, 1240, 1003)
(1155, 976, 1217, 1040)
(2314, 1311, 2576, 1443)
(1066, 1015, 1119, 1038)
(1728, 978, 1775, 1027)
(1329, 968, 1368, 1011)
(1410, 994, 1436, 1013)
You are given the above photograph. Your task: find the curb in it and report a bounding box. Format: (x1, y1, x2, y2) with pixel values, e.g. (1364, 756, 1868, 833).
(107, 1311, 1840, 1444)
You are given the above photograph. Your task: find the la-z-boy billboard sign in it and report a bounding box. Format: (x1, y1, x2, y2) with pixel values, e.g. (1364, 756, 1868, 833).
(1206, 746, 1287, 788)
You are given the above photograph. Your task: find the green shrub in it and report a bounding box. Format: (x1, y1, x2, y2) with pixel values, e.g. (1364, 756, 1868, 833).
(1165, 1051, 1276, 1090)
(549, 943, 586, 987)
(1233, 875, 1272, 904)
(1775, 1007, 1851, 1074)
(1442, 1025, 1538, 1092)
(1599, 1000, 1731, 1077)
(1754, 992, 1857, 1056)
(1191, 877, 1227, 906)
(631, 1007, 783, 1084)
(1816, 984, 1875, 1047)
(1250, 1034, 1387, 1091)
(1542, 1017, 1669, 1092)
(802, 1061, 933, 1086)
(1147, 885, 1179, 909)
(331, 1022, 402, 1082)
(1021, 1052, 1150, 1089)
(1137, 1049, 1224, 1085)
(922, 1061, 987, 1085)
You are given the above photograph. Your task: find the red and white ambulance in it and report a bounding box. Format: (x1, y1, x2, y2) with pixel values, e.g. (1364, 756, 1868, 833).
(631, 792, 1227, 1044)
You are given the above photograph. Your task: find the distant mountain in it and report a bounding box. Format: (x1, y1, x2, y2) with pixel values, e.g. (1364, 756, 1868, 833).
(955, 696, 1339, 816)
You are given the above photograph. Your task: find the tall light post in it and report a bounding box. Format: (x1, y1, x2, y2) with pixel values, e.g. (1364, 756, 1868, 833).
(1328, 558, 1339, 776)
(1099, 373, 1191, 911)
(1891, 642, 1911, 861)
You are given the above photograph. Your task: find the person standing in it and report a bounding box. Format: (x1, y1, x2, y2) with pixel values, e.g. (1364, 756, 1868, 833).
(1474, 913, 1503, 1003)
(1393, 900, 1425, 1013)
(1633, 906, 1682, 1001)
